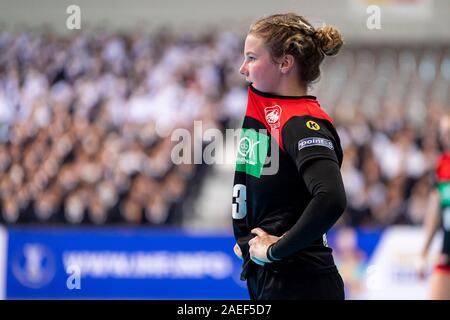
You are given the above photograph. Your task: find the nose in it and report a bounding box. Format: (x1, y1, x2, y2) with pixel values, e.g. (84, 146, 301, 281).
(239, 61, 248, 76)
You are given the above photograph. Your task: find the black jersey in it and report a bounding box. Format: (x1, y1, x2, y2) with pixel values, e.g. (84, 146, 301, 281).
(232, 85, 343, 280)
(435, 153, 450, 256)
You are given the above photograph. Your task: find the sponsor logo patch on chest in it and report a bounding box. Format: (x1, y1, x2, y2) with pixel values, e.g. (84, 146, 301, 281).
(236, 128, 270, 178)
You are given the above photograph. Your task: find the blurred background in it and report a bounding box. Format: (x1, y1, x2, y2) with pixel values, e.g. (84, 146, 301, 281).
(0, 0, 449, 299)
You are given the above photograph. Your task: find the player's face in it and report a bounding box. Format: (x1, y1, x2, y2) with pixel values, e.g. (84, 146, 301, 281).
(239, 34, 282, 93)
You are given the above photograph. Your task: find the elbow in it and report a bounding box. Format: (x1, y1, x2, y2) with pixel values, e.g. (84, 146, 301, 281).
(336, 190, 347, 216)
(337, 185, 347, 213)
(316, 186, 346, 216)
(331, 177, 347, 216)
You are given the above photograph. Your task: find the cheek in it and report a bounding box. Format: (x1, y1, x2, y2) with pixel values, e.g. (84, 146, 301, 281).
(251, 62, 274, 80)
(251, 63, 280, 89)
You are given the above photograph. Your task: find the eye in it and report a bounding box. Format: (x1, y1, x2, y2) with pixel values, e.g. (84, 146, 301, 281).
(245, 56, 255, 62)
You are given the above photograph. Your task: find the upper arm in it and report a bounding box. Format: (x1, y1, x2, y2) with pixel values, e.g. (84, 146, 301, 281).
(301, 158, 347, 211)
(281, 116, 340, 173)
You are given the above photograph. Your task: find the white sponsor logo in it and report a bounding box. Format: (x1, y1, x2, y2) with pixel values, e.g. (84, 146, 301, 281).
(62, 251, 233, 279)
(238, 137, 260, 159)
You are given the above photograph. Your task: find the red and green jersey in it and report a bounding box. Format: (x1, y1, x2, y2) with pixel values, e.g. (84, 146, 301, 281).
(232, 85, 343, 280)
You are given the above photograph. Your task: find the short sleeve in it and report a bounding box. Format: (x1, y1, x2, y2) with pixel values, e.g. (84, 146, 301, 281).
(281, 116, 340, 172)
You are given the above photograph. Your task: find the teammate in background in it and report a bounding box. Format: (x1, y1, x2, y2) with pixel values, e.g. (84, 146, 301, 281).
(232, 13, 346, 299)
(418, 115, 450, 299)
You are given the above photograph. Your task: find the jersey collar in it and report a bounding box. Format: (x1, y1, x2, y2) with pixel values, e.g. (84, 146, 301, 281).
(249, 84, 317, 100)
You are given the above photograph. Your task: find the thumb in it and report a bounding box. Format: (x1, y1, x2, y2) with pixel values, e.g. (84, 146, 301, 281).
(251, 228, 268, 237)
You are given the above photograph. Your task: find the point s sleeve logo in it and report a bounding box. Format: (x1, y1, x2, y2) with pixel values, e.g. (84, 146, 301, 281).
(298, 137, 334, 151)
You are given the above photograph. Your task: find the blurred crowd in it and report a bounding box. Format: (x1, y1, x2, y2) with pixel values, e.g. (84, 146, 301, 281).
(0, 30, 449, 227)
(317, 45, 450, 227)
(0, 30, 243, 225)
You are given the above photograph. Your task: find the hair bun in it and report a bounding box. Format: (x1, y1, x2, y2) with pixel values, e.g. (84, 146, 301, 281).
(315, 25, 343, 56)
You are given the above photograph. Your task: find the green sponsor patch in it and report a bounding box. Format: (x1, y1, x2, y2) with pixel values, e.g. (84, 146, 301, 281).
(438, 182, 450, 207)
(235, 128, 269, 178)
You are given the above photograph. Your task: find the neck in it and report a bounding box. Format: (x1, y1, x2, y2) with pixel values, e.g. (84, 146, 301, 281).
(273, 76, 307, 97)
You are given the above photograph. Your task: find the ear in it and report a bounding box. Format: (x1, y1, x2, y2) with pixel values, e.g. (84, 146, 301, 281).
(279, 54, 296, 74)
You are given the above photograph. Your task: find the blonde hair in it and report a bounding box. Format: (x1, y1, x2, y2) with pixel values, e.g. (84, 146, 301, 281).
(249, 13, 343, 85)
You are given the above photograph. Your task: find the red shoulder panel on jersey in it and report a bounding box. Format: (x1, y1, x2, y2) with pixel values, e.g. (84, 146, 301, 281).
(436, 153, 450, 182)
(244, 85, 335, 151)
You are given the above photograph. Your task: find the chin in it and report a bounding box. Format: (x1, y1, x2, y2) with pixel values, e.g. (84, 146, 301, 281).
(251, 84, 267, 92)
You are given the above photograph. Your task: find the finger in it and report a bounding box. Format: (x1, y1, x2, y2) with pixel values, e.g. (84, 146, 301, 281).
(251, 228, 267, 237)
(233, 244, 242, 258)
(248, 236, 260, 247)
(249, 245, 259, 257)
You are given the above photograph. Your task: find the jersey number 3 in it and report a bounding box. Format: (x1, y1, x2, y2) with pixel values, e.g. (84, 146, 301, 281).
(232, 184, 247, 219)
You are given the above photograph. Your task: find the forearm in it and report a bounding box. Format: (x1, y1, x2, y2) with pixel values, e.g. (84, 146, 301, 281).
(270, 159, 346, 260)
